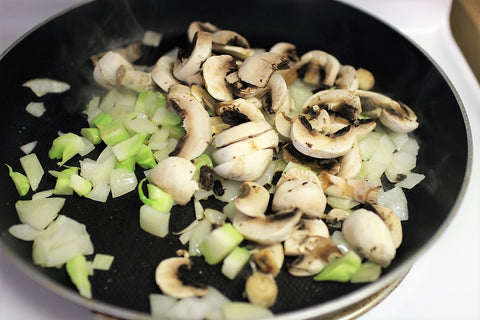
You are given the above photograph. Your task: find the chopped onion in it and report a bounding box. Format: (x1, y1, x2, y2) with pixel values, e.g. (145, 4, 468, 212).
(139, 204, 170, 238)
(149, 294, 177, 317)
(32, 189, 54, 200)
(19, 153, 44, 192)
(8, 223, 43, 241)
(330, 230, 355, 254)
(110, 168, 138, 198)
(91, 253, 114, 270)
(377, 187, 409, 220)
(86, 182, 110, 203)
(15, 197, 65, 230)
(23, 78, 70, 97)
(194, 198, 205, 220)
(26, 102, 46, 117)
(20, 140, 38, 154)
(188, 219, 212, 256)
(395, 172, 425, 189)
(204, 208, 226, 226)
(142, 30, 163, 47)
(166, 296, 212, 320)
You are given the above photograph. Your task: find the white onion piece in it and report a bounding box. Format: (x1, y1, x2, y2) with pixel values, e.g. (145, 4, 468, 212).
(23, 78, 70, 97)
(142, 30, 163, 47)
(26, 102, 46, 118)
(188, 219, 212, 256)
(358, 132, 382, 161)
(395, 172, 425, 189)
(20, 140, 38, 154)
(399, 137, 420, 155)
(139, 204, 170, 238)
(92, 254, 114, 270)
(204, 208, 226, 226)
(79, 137, 95, 157)
(20, 153, 44, 192)
(87, 183, 110, 203)
(83, 95, 101, 126)
(110, 168, 138, 198)
(8, 223, 43, 241)
(149, 294, 177, 317)
(377, 187, 409, 220)
(222, 201, 237, 222)
(125, 117, 159, 135)
(32, 189, 54, 200)
(194, 198, 205, 220)
(166, 297, 212, 320)
(15, 197, 65, 230)
(330, 230, 356, 254)
(388, 131, 409, 151)
(213, 178, 242, 203)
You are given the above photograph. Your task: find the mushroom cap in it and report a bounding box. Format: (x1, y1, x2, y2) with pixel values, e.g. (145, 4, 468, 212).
(272, 179, 326, 218)
(213, 148, 274, 181)
(202, 54, 237, 102)
(116, 67, 153, 92)
(295, 50, 340, 87)
(149, 156, 198, 205)
(337, 140, 362, 179)
(214, 119, 273, 148)
(187, 21, 219, 42)
(342, 209, 396, 267)
(290, 114, 356, 159)
(335, 65, 359, 90)
(216, 98, 265, 126)
(173, 31, 213, 84)
(151, 55, 180, 92)
(234, 181, 271, 218)
(212, 30, 250, 48)
(284, 219, 330, 255)
(232, 208, 302, 245)
(167, 84, 212, 160)
(155, 257, 208, 298)
(302, 89, 362, 123)
(238, 52, 289, 88)
(93, 51, 135, 89)
(269, 42, 299, 62)
(264, 72, 291, 114)
(274, 111, 292, 140)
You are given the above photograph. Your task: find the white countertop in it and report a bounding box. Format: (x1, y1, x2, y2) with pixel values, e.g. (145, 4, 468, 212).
(1, 1, 479, 319)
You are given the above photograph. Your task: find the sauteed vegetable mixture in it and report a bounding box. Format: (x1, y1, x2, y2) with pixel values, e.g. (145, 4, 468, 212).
(7, 21, 425, 318)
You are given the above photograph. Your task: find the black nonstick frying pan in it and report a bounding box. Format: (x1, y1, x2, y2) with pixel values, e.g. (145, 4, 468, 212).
(0, 0, 471, 319)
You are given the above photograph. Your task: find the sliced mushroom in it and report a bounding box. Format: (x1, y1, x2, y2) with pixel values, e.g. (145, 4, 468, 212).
(149, 156, 198, 205)
(274, 111, 292, 140)
(290, 114, 356, 159)
(190, 84, 216, 115)
(245, 271, 278, 308)
(187, 21, 219, 42)
(269, 42, 299, 62)
(212, 43, 254, 60)
(337, 140, 362, 179)
(173, 31, 212, 84)
(151, 55, 181, 92)
(318, 171, 380, 204)
(213, 148, 274, 181)
(212, 30, 250, 48)
(276, 165, 322, 188)
(116, 66, 154, 92)
(238, 52, 289, 88)
(354, 118, 377, 139)
(263, 72, 291, 114)
(90, 41, 142, 66)
(356, 90, 418, 133)
(216, 98, 265, 126)
(202, 54, 237, 101)
(335, 65, 359, 90)
(280, 143, 341, 175)
(302, 89, 362, 123)
(214, 119, 272, 148)
(93, 51, 135, 89)
(369, 204, 403, 249)
(272, 179, 326, 218)
(295, 50, 340, 87)
(155, 257, 208, 298)
(234, 181, 271, 218)
(167, 84, 212, 160)
(342, 209, 396, 267)
(284, 219, 330, 255)
(232, 208, 302, 244)
(252, 243, 284, 276)
(321, 208, 350, 224)
(288, 236, 342, 276)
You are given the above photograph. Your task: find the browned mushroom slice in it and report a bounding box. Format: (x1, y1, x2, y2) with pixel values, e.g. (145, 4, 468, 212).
(318, 171, 380, 204)
(367, 203, 403, 249)
(216, 98, 265, 126)
(335, 65, 359, 90)
(212, 30, 250, 48)
(238, 52, 289, 88)
(338, 140, 362, 179)
(252, 243, 284, 276)
(234, 181, 270, 218)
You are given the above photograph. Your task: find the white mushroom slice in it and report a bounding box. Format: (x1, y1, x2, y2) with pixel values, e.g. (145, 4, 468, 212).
(187, 21, 219, 42)
(149, 157, 198, 205)
(216, 98, 265, 126)
(203, 55, 237, 101)
(93, 51, 135, 89)
(212, 129, 278, 164)
(321, 208, 350, 223)
(335, 65, 359, 90)
(264, 72, 291, 114)
(214, 119, 272, 148)
(284, 219, 330, 255)
(212, 30, 250, 48)
(168, 84, 212, 160)
(155, 257, 208, 298)
(190, 84, 216, 115)
(276, 166, 322, 187)
(318, 171, 380, 204)
(234, 182, 271, 218)
(252, 243, 284, 276)
(274, 112, 292, 140)
(213, 149, 273, 181)
(371, 204, 403, 249)
(290, 114, 356, 159)
(245, 271, 278, 308)
(151, 55, 180, 92)
(354, 118, 377, 139)
(302, 89, 362, 123)
(338, 140, 362, 179)
(272, 180, 326, 218)
(232, 208, 302, 244)
(356, 90, 419, 133)
(238, 52, 289, 88)
(269, 42, 299, 62)
(116, 66, 154, 92)
(211, 43, 254, 60)
(295, 50, 340, 87)
(342, 209, 396, 267)
(173, 31, 212, 84)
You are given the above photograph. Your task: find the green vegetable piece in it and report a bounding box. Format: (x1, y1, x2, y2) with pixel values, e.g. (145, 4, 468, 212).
(138, 178, 174, 212)
(80, 127, 102, 145)
(111, 133, 143, 162)
(6, 164, 30, 196)
(66, 254, 92, 298)
(314, 251, 362, 282)
(53, 167, 79, 195)
(350, 260, 382, 283)
(135, 144, 157, 169)
(193, 154, 213, 180)
(221, 246, 251, 280)
(135, 91, 166, 117)
(115, 157, 136, 172)
(152, 107, 182, 126)
(69, 173, 92, 197)
(164, 124, 185, 140)
(199, 223, 244, 265)
(48, 133, 84, 166)
(92, 111, 113, 129)
(100, 120, 132, 146)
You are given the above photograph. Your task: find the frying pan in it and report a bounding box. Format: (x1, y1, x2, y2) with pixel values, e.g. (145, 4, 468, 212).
(0, 0, 471, 319)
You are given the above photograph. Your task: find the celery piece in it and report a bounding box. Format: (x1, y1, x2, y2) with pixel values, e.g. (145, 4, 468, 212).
(314, 251, 362, 282)
(66, 254, 92, 298)
(19, 153, 44, 191)
(135, 91, 166, 117)
(69, 173, 92, 197)
(152, 106, 182, 126)
(199, 223, 244, 265)
(92, 111, 113, 129)
(6, 164, 30, 196)
(111, 134, 143, 162)
(48, 133, 85, 166)
(164, 124, 185, 140)
(80, 127, 102, 145)
(115, 157, 136, 172)
(135, 144, 157, 169)
(100, 120, 132, 146)
(139, 204, 170, 238)
(53, 167, 79, 195)
(137, 178, 173, 212)
(350, 261, 382, 283)
(221, 246, 251, 280)
(91, 254, 114, 271)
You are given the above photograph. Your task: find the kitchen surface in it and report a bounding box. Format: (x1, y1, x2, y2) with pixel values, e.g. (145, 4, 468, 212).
(0, 0, 479, 319)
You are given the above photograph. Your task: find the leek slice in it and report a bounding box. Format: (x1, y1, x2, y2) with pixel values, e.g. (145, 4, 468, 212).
(111, 133, 144, 162)
(66, 254, 92, 298)
(314, 251, 362, 282)
(80, 127, 102, 145)
(199, 223, 244, 265)
(139, 204, 170, 238)
(69, 173, 92, 197)
(48, 133, 85, 166)
(53, 167, 78, 195)
(6, 164, 30, 196)
(138, 178, 173, 212)
(221, 247, 251, 280)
